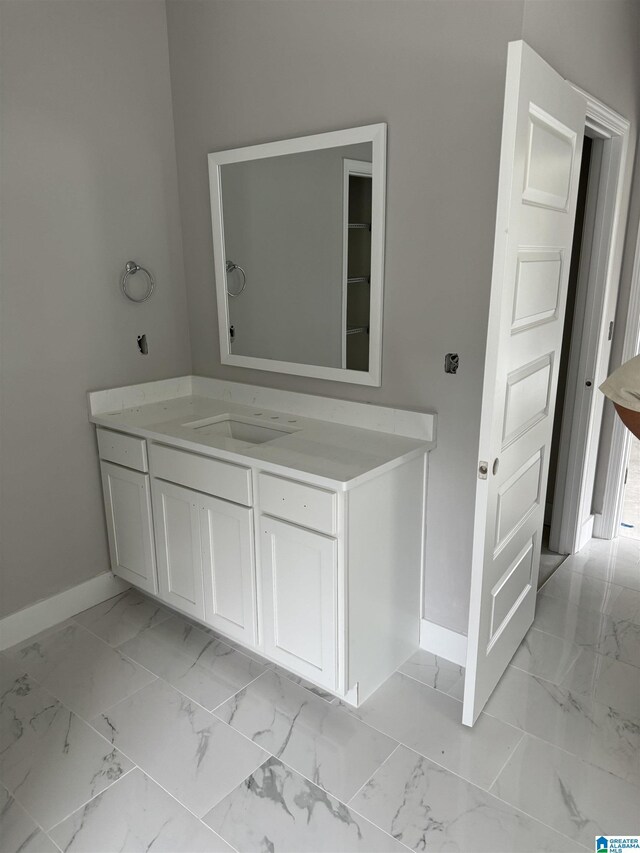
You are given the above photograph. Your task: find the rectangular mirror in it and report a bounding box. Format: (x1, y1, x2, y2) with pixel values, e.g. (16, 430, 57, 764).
(208, 124, 386, 386)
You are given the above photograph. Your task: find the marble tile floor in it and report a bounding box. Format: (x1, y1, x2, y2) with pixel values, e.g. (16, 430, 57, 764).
(1, 537, 638, 852)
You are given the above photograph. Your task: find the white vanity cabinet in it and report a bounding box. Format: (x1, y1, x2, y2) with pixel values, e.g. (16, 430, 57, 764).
(92, 388, 433, 707)
(149, 443, 257, 640)
(260, 516, 338, 690)
(98, 432, 157, 596)
(200, 493, 256, 645)
(152, 479, 206, 619)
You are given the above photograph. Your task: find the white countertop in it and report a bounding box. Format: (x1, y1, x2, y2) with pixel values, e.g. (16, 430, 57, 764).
(90, 389, 435, 489)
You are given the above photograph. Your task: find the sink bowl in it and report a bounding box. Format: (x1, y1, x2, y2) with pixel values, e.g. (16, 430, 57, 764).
(182, 415, 296, 445)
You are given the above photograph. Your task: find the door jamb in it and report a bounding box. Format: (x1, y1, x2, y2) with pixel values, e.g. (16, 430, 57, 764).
(596, 221, 640, 538)
(550, 84, 631, 552)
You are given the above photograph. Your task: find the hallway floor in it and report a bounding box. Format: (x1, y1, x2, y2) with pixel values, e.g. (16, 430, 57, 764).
(1, 536, 638, 852)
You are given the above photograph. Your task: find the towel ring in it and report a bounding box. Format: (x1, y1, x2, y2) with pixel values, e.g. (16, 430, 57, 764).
(226, 260, 247, 297)
(121, 261, 155, 303)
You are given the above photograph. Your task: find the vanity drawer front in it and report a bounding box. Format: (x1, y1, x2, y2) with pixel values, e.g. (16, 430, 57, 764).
(259, 473, 337, 535)
(149, 443, 251, 507)
(97, 428, 148, 473)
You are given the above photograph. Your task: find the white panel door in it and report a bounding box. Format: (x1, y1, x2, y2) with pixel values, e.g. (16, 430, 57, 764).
(260, 517, 338, 690)
(463, 41, 586, 726)
(100, 461, 157, 594)
(152, 480, 205, 619)
(201, 495, 257, 645)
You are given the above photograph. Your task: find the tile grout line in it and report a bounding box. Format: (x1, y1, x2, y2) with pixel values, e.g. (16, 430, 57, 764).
(2, 781, 64, 852)
(44, 764, 138, 838)
(536, 585, 628, 623)
(335, 699, 529, 798)
(342, 734, 592, 853)
(46, 762, 240, 853)
(483, 731, 633, 851)
(78, 674, 269, 826)
(393, 665, 464, 697)
(345, 743, 402, 806)
(516, 729, 640, 790)
(531, 610, 640, 669)
(72, 607, 175, 648)
(485, 729, 526, 791)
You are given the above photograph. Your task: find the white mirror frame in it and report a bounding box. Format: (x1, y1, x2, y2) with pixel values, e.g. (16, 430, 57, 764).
(208, 123, 387, 387)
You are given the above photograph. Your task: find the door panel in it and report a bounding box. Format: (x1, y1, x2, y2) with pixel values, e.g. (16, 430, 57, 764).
(101, 461, 157, 594)
(152, 480, 205, 619)
(200, 495, 257, 645)
(463, 41, 586, 726)
(260, 516, 337, 690)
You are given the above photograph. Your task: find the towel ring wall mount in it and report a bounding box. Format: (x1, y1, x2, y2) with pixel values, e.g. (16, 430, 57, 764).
(121, 261, 155, 303)
(226, 260, 247, 297)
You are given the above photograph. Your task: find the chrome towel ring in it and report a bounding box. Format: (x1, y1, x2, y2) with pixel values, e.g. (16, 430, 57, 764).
(226, 259, 247, 297)
(121, 261, 155, 303)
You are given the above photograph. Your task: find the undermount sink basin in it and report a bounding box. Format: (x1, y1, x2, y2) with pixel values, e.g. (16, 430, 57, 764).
(182, 414, 296, 445)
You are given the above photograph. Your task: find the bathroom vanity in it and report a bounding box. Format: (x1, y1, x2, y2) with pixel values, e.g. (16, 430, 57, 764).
(89, 377, 435, 705)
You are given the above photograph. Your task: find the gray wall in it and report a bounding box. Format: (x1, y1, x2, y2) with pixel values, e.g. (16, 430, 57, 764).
(0, 2, 191, 617)
(166, 0, 640, 634)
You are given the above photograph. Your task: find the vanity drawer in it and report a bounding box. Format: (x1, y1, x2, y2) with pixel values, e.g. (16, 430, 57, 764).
(259, 473, 337, 535)
(97, 428, 148, 473)
(149, 443, 251, 507)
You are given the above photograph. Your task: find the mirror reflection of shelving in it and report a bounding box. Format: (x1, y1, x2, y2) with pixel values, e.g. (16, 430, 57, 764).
(343, 161, 372, 372)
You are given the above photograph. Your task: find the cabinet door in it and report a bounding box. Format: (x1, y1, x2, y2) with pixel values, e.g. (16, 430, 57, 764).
(201, 495, 257, 645)
(100, 462, 157, 594)
(260, 517, 338, 689)
(152, 480, 205, 619)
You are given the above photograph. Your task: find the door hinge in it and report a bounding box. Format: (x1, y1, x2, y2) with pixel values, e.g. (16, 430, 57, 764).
(478, 461, 488, 480)
(608, 321, 614, 341)
(624, 467, 629, 486)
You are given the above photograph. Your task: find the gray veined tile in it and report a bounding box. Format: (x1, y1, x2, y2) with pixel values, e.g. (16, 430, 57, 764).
(73, 589, 172, 647)
(491, 735, 640, 847)
(350, 745, 584, 852)
(446, 675, 465, 701)
(118, 615, 267, 710)
(3, 623, 155, 720)
(213, 669, 397, 803)
(0, 672, 132, 832)
(565, 549, 640, 592)
(595, 618, 640, 669)
(534, 595, 640, 668)
(484, 666, 640, 786)
(203, 756, 406, 853)
(91, 677, 267, 817)
(338, 671, 522, 791)
(272, 664, 340, 703)
(540, 568, 625, 615)
(0, 656, 29, 694)
(398, 649, 464, 694)
(49, 768, 233, 853)
(2, 620, 76, 659)
(0, 785, 59, 853)
(609, 587, 640, 624)
(510, 627, 581, 684)
(559, 648, 640, 718)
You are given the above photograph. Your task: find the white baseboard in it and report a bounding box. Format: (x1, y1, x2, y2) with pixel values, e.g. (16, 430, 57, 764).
(419, 618, 467, 666)
(0, 573, 128, 651)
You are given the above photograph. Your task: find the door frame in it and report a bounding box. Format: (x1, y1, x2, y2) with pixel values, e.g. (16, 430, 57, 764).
(596, 220, 640, 538)
(341, 158, 373, 369)
(549, 85, 631, 554)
